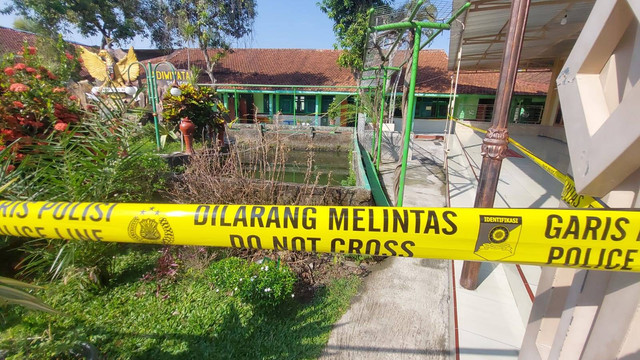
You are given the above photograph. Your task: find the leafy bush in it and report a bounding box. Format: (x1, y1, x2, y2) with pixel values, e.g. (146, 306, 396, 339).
(0, 248, 361, 360)
(162, 83, 227, 138)
(3, 91, 168, 285)
(208, 257, 296, 309)
(0, 44, 82, 164)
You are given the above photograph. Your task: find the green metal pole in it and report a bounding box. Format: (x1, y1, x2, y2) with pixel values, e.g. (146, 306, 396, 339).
(269, 93, 274, 118)
(376, 68, 388, 170)
(293, 88, 297, 125)
(373, 21, 449, 31)
(275, 94, 280, 115)
(370, 87, 377, 151)
(397, 27, 422, 207)
(354, 93, 360, 129)
(315, 94, 320, 125)
(223, 93, 229, 109)
(147, 62, 161, 151)
(234, 89, 239, 121)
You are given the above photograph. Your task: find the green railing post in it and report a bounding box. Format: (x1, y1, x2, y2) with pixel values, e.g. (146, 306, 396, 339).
(234, 89, 239, 121)
(293, 88, 297, 125)
(397, 27, 422, 207)
(269, 93, 274, 118)
(376, 68, 388, 170)
(315, 94, 321, 125)
(223, 93, 229, 109)
(147, 62, 161, 151)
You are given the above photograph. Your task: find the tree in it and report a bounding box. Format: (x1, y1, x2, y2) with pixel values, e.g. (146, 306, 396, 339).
(2, 0, 159, 49)
(162, 0, 257, 84)
(318, 0, 390, 75)
(12, 16, 47, 35)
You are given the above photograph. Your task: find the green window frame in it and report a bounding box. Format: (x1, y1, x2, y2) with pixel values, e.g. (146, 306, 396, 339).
(415, 98, 449, 119)
(280, 95, 294, 114)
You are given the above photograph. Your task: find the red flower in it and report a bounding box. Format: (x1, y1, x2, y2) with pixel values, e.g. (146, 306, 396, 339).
(35, 75, 42, 80)
(78, 57, 83, 63)
(69, 95, 78, 101)
(13, 63, 26, 70)
(47, 71, 57, 80)
(28, 46, 37, 55)
(65, 52, 74, 60)
(9, 83, 29, 92)
(26, 67, 36, 73)
(54, 122, 68, 131)
(12, 101, 24, 108)
(1, 129, 17, 141)
(4, 67, 14, 76)
(53, 87, 66, 93)
(5, 164, 15, 174)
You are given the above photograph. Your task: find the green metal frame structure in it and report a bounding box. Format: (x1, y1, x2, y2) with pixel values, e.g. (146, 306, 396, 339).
(363, 0, 471, 206)
(208, 83, 360, 126)
(126, 61, 180, 151)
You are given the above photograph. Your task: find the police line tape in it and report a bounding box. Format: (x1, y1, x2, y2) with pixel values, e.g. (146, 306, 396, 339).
(1, 201, 639, 272)
(449, 118, 606, 209)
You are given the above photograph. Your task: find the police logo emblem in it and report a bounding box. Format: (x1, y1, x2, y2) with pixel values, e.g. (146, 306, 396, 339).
(474, 216, 522, 261)
(128, 207, 174, 244)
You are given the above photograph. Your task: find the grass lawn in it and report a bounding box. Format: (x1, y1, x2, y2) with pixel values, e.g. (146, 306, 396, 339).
(0, 247, 360, 359)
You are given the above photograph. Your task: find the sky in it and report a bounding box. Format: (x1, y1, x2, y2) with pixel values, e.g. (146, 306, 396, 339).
(0, 0, 450, 53)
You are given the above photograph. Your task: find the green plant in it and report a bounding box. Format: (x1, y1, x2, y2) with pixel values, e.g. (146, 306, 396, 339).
(162, 83, 227, 139)
(0, 247, 361, 360)
(4, 90, 166, 284)
(208, 257, 296, 309)
(341, 150, 357, 186)
(0, 43, 82, 165)
(0, 144, 57, 315)
(0, 276, 57, 314)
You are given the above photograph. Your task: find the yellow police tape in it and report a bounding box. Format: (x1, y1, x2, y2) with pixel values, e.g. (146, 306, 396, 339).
(1, 201, 639, 271)
(450, 118, 605, 209)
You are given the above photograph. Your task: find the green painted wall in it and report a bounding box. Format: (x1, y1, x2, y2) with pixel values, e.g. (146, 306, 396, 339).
(253, 93, 265, 113)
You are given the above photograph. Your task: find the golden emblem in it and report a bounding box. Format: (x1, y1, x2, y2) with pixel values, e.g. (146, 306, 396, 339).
(79, 46, 139, 87)
(128, 207, 174, 244)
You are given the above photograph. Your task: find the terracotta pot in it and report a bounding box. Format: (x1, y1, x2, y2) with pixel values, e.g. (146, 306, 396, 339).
(179, 117, 195, 154)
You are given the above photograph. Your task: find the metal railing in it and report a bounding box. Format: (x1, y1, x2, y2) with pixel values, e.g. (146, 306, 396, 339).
(455, 104, 545, 124)
(513, 105, 544, 124)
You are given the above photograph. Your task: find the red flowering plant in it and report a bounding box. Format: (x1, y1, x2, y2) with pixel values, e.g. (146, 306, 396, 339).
(0, 43, 82, 165)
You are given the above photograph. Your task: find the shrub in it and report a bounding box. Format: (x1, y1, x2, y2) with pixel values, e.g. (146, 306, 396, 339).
(4, 91, 167, 285)
(162, 84, 227, 139)
(208, 257, 296, 309)
(0, 43, 82, 162)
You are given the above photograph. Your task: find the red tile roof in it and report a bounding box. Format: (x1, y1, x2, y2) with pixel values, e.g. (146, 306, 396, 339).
(150, 48, 550, 96)
(150, 48, 358, 92)
(0, 28, 549, 97)
(413, 50, 550, 95)
(0, 26, 39, 55)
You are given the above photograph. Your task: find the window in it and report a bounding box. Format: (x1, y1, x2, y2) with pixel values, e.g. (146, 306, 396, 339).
(295, 95, 305, 113)
(280, 95, 294, 114)
(414, 98, 449, 119)
(476, 98, 494, 121)
(263, 95, 271, 114)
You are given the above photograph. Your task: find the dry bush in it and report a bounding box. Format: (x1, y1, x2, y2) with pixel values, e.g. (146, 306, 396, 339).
(170, 133, 330, 206)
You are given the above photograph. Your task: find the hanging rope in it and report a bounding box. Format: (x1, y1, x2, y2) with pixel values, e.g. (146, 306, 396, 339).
(444, 20, 465, 207)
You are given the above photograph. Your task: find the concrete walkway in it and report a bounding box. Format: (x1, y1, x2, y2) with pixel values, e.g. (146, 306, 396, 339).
(323, 124, 568, 359)
(322, 134, 452, 360)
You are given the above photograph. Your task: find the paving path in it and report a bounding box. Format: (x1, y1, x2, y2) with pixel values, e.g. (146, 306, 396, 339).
(322, 133, 453, 360)
(323, 125, 570, 360)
